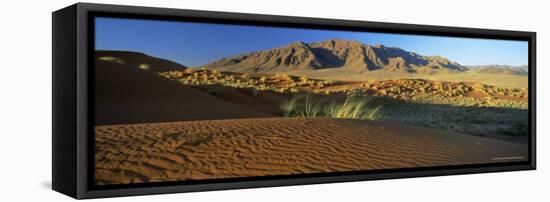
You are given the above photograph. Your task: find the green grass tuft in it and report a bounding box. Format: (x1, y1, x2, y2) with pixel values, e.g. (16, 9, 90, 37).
(325, 96, 382, 120)
(280, 95, 301, 117)
(279, 94, 382, 120)
(296, 94, 322, 117)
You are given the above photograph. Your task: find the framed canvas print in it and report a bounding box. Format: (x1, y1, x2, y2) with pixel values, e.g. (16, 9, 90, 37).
(52, 3, 536, 199)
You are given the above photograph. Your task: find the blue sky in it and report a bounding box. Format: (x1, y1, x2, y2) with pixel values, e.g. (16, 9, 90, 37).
(95, 17, 528, 67)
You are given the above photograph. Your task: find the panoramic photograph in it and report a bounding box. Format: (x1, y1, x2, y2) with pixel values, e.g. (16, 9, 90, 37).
(93, 17, 529, 185)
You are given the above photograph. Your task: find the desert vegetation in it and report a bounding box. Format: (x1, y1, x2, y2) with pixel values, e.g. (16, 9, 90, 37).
(280, 94, 382, 120)
(159, 68, 527, 109)
(159, 69, 334, 96)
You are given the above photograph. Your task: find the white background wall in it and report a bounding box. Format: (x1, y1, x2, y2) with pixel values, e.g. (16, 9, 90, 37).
(0, 0, 547, 201)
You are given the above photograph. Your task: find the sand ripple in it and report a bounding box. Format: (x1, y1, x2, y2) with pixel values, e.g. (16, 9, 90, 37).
(95, 117, 527, 185)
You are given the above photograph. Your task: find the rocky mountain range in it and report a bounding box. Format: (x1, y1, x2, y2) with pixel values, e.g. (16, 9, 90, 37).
(201, 39, 468, 74)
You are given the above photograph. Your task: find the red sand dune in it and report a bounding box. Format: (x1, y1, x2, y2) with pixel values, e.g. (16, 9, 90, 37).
(95, 117, 528, 185)
(95, 60, 275, 125)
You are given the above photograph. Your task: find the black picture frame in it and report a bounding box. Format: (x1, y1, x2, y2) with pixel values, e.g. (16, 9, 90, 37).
(52, 3, 536, 199)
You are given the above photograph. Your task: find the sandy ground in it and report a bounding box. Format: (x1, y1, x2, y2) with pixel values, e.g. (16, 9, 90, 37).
(95, 117, 528, 185)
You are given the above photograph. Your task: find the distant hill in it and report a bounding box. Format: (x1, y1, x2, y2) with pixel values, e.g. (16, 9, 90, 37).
(95, 50, 188, 72)
(467, 65, 528, 75)
(201, 39, 467, 74)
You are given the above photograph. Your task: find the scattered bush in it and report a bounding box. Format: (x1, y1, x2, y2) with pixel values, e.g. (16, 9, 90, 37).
(97, 56, 125, 64)
(259, 76, 267, 82)
(138, 63, 150, 70)
(183, 68, 193, 74)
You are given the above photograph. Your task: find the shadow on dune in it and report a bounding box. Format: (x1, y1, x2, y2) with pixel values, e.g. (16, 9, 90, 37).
(95, 60, 275, 125)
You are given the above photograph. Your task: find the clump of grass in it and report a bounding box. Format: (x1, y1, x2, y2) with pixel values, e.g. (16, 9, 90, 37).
(139, 63, 150, 70)
(325, 96, 382, 120)
(297, 94, 322, 117)
(280, 95, 302, 117)
(279, 94, 382, 120)
(98, 56, 125, 64)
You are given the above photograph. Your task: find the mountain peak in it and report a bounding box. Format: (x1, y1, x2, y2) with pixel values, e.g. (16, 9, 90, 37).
(287, 41, 308, 47)
(313, 39, 363, 48)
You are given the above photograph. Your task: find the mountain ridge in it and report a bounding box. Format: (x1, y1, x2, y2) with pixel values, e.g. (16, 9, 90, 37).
(467, 65, 528, 75)
(201, 39, 468, 74)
